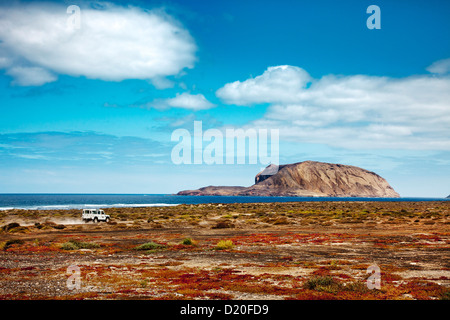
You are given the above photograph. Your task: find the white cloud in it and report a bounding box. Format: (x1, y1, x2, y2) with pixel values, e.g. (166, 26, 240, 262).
(6, 66, 57, 86)
(153, 92, 215, 110)
(426, 58, 450, 74)
(0, 131, 169, 163)
(150, 76, 175, 89)
(217, 64, 450, 150)
(216, 65, 312, 105)
(0, 2, 196, 86)
(0, 53, 12, 68)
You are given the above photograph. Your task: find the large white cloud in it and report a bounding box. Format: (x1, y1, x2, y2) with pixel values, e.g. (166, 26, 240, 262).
(216, 65, 312, 105)
(0, 2, 197, 85)
(216, 64, 450, 150)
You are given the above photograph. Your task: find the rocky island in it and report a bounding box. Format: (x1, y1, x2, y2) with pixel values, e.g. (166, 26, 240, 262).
(178, 160, 400, 198)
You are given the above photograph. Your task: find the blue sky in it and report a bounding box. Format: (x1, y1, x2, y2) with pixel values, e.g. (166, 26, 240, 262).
(0, 0, 449, 196)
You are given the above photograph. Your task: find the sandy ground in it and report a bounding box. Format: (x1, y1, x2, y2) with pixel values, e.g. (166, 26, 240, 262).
(0, 201, 449, 300)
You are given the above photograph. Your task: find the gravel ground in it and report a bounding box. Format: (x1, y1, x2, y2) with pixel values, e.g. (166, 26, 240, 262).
(0, 201, 449, 300)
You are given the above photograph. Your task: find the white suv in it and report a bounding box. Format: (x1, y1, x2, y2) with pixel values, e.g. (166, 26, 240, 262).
(82, 209, 110, 223)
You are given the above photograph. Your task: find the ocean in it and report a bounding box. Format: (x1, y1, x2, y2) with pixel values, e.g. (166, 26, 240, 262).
(0, 194, 448, 210)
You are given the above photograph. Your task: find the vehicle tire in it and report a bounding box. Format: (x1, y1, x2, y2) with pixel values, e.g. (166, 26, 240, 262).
(94, 217, 98, 223)
(105, 217, 110, 223)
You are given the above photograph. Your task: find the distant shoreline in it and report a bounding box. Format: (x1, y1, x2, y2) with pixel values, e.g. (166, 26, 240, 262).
(0, 194, 449, 211)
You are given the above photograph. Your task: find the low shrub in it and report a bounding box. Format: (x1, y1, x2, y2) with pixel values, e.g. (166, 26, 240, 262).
(303, 276, 342, 293)
(441, 290, 450, 300)
(1, 239, 24, 250)
(181, 238, 195, 245)
(2, 222, 20, 232)
(272, 217, 290, 225)
(60, 239, 100, 250)
(60, 241, 79, 250)
(214, 240, 234, 250)
(7, 226, 30, 233)
(134, 241, 165, 251)
(212, 220, 234, 229)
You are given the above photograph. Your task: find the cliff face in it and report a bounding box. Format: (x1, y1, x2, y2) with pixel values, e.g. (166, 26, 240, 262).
(246, 161, 399, 197)
(177, 160, 400, 198)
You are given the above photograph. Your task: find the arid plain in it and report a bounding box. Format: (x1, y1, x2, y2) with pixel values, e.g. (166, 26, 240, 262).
(0, 201, 449, 300)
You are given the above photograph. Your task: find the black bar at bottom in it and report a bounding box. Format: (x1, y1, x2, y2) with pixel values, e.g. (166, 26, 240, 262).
(0, 300, 446, 319)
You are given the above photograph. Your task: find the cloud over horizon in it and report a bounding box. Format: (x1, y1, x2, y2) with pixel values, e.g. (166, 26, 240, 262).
(216, 64, 450, 151)
(0, 131, 170, 164)
(0, 2, 197, 86)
